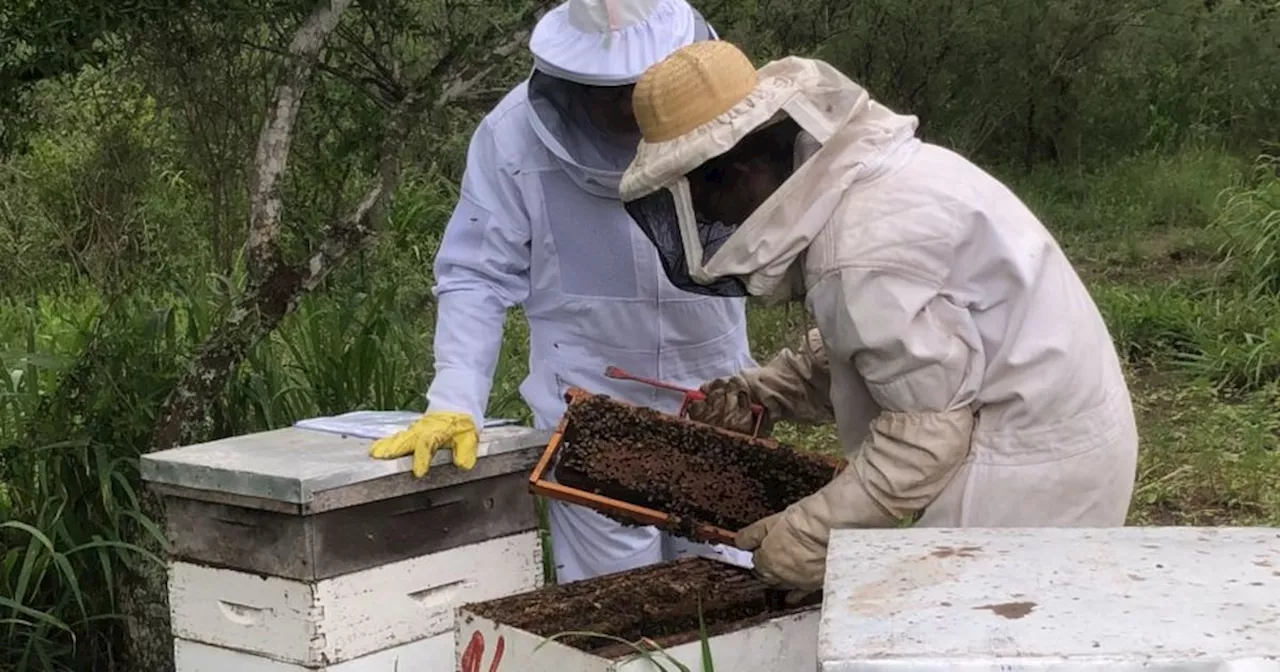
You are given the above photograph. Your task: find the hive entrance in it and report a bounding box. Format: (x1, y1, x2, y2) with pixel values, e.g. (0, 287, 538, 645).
(553, 393, 839, 540)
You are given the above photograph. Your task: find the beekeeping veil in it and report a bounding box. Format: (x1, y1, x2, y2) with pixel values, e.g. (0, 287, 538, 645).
(527, 0, 716, 199)
(619, 41, 918, 299)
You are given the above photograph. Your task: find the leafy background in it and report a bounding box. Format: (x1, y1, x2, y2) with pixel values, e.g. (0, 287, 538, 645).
(1, 0, 1278, 669)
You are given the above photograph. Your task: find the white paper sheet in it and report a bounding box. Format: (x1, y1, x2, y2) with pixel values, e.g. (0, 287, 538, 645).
(294, 411, 517, 440)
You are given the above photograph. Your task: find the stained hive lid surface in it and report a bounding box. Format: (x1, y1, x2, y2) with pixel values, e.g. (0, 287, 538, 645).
(820, 526, 1280, 670)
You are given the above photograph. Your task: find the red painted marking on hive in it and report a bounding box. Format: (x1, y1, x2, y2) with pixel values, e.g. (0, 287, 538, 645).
(461, 631, 484, 672)
(488, 635, 506, 672)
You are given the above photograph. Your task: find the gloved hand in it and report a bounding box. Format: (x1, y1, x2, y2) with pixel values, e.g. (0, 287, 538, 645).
(735, 468, 851, 600)
(686, 377, 774, 436)
(736, 408, 975, 598)
(368, 411, 479, 478)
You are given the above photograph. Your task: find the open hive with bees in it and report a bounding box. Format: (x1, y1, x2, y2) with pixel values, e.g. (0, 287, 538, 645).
(534, 389, 844, 544)
(461, 556, 820, 659)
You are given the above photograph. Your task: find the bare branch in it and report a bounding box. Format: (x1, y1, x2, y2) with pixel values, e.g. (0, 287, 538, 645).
(335, 22, 402, 97)
(300, 91, 425, 292)
(246, 0, 354, 283)
(435, 28, 530, 108)
(237, 39, 389, 103)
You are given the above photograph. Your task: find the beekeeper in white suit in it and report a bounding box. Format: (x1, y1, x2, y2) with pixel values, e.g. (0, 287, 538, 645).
(620, 41, 1140, 593)
(368, 0, 756, 582)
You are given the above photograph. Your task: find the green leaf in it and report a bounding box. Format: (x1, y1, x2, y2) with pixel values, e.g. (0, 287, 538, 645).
(697, 595, 715, 672)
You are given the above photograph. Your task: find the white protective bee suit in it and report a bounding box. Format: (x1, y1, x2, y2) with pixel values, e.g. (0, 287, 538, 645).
(426, 0, 756, 582)
(620, 44, 1139, 590)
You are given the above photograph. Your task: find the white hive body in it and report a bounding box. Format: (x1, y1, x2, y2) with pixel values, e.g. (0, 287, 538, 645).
(142, 416, 551, 671)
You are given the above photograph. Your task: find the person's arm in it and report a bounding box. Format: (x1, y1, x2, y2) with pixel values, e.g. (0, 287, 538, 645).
(426, 117, 532, 424)
(813, 263, 981, 523)
(740, 327, 834, 425)
(739, 246, 983, 591)
(687, 328, 833, 434)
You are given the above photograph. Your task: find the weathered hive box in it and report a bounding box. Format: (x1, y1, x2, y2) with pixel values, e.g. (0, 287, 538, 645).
(141, 419, 551, 671)
(820, 526, 1280, 671)
(456, 556, 820, 671)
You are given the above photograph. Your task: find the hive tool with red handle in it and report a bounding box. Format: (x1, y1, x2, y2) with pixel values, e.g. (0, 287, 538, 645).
(602, 366, 770, 439)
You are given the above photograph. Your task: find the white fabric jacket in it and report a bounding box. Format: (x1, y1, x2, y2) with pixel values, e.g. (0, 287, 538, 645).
(815, 143, 1138, 527)
(427, 82, 755, 429)
(704, 61, 1139, 527)
(425, 80, 757, 579)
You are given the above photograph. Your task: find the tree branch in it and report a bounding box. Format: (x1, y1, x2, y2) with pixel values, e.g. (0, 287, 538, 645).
(246, 0, 354, 284)
(150, 0, 543, 452)
(435, 28, 529, 108)
(237, 39, 389, 104)
(299, 91, 424, 293)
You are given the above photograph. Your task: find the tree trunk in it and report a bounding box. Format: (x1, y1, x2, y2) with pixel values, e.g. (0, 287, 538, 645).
(120, 0, 547, 664)
(120, 2, 362, 669)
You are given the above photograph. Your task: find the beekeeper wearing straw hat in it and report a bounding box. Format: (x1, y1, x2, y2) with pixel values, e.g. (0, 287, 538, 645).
(368, 0, 758, 583)
(620, 41, 1139, 592)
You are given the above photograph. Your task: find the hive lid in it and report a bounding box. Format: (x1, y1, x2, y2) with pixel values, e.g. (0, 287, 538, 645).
(819, 526, 1280, 670)
(141, 418, 550, 509)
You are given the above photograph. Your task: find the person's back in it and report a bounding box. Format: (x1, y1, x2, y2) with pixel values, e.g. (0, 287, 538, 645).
(814, 139, 1139, 526)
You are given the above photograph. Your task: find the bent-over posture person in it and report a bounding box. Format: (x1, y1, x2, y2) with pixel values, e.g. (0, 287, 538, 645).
(619, 41, 1139, 593)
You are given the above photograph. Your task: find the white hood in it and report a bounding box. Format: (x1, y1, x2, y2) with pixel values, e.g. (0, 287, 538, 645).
(619, 56, 920, 300)
(526, 0, 715, 198)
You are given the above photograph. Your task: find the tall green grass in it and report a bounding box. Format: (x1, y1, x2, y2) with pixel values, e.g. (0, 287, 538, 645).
(1214, 153, 1280, 298)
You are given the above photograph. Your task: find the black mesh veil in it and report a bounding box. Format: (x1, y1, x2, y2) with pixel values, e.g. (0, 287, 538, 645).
(624, 188, 748, 297)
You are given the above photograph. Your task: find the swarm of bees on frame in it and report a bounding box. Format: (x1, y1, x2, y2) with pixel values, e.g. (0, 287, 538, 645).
(465, 556, 802, 652)
(555, 394, 838, 536)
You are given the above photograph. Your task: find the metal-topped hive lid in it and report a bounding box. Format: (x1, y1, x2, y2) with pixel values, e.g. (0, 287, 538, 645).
(141, 414, 550, 511)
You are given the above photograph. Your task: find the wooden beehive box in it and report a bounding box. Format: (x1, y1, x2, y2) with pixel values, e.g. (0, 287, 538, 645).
(456, 556, 821, 671)
(141, 419, 552, 671)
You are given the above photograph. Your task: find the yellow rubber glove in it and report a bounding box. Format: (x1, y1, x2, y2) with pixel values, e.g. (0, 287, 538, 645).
(368, 411, 479, 478)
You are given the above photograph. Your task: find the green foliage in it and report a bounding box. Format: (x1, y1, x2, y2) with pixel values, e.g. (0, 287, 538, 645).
(1, 293, 188, 670)
(714, 0, 1280, 165)
(1213, 153, 1280, 297)
(1, 0, 1279, 669)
